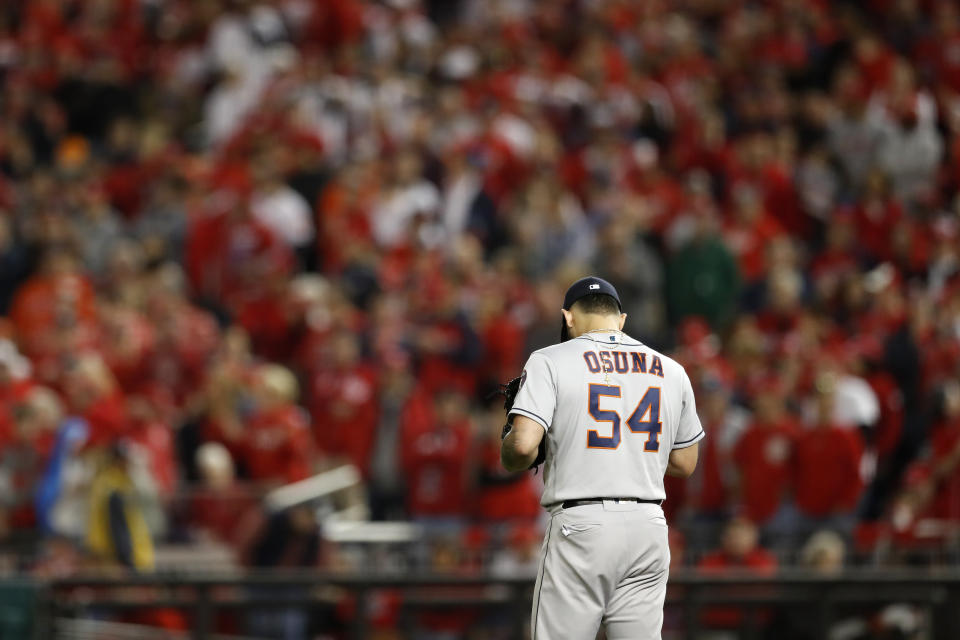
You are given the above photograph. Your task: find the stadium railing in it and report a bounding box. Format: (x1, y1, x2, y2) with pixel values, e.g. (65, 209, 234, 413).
(33, 568, 960, 640)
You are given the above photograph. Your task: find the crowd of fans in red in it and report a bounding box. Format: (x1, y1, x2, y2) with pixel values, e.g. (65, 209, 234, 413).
(0, 1, 958, 592)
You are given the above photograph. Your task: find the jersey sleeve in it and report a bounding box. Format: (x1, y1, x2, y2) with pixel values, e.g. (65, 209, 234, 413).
(508, 352, 556, 431)
(673, 370, 704, 449)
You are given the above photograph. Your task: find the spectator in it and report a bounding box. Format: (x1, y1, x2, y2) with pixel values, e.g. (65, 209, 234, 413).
(9, 249, 97, 367)
(69, 181, 124, 277)
(511, 172, 595, 276)
(853, 171, 903, 265)
(132, 174, 188, 265)
(86, 447, 158, 571)
(0, 215, 33, 314)
(793, 375, 864, 536)
(698, 518, 778, 632)
(62, 355, 129, 448)
(185, 191, 293, 311)
(240, 364, 314, 485)
(188, 442, 258, 551)
(243, 507, 319, 640)
(249, 150, 315, 263)
(722, 183, 783, 285)
(473, 402, 540, 523)
(1, 386, 60, 529)
(400, 388, 472, 522)
(870, 60, 943, 208)
(593, 206, 667, 346)
(828, 65, 884, 196)
(370, 149, 441, 250)
(733, 380, 799, 528)
(800, 530, 846, 574)
(679, 369, 749, 551)
(368, 352, 415, 521)
(699, 517, 778, 573)
(667, 208, 741, 330)
(766, 530, 848, 639)
(310, 331, 379, 474)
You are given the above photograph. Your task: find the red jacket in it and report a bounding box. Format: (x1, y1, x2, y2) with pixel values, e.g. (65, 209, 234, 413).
(81, 392, 130, 448)
(474, 437, 540, 521)
(185, 210, 292, 309)
(310, 364, 379, 475)
(693, 419, 732, 513)
(723, 214, 783, 282)
(854, 197, 902, 263)
(793, 425, 863, 517)
(242, 405, 313, 484)
(734, 420, 799, 523)
(400, 408, 471, 517)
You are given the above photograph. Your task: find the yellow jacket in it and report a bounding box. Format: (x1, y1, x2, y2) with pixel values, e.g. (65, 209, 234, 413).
(86, 462, 155, 571)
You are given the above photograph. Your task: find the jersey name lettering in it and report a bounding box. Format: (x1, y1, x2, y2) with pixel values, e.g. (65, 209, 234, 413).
(582, 351, 665, 378)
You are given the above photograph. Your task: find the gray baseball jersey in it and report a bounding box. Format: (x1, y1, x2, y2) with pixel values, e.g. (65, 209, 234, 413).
(508, 330, 704, 639)
(510, 330, 704, 506)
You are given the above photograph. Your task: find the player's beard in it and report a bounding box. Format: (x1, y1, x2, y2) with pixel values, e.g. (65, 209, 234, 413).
(560, 317, 570, 343)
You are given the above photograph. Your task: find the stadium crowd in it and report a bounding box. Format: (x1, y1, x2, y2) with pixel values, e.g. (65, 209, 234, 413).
(0, 0, 958, 602)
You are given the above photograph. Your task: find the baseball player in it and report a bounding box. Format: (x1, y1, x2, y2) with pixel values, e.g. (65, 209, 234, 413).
(500, 276, 703, 639)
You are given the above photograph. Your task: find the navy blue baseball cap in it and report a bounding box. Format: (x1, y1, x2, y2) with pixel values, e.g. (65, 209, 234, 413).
(560, 276, 621, 342)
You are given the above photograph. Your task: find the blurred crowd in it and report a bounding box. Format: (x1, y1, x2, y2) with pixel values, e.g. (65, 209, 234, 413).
(0, 0, 958, 606)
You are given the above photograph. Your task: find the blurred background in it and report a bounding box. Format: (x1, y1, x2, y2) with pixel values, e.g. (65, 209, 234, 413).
(0, 0, 958, 638)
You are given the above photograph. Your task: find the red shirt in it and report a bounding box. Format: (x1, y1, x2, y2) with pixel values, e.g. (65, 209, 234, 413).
(241, 405, 313, 484)
(401, 416, 471, 518)
(147, 303, 220, 403)
(689, 418, 730, 514)
(235, 291, 297, 362)
(734, 421, 799, 523)
(310, 364, 379, 475)
(811, 246, 859, 289)
(10, 273, 98, 358)
(479, 313, 526, 384)
(723, 215, 783, 282)
(185, 210, 292, 309)
(698, 549, 777, 628)
(626, 171, 685, 233)
(188, 485, 260, 549)
(81, 392, 129, 448)
(127, 420, 177, 497)
(854, 197, 902, 263)
(474, 438, 540, 522)
(923, 30, 960, 92)
(315, 179, 375, 274)
(793, 425, 863, 517)
(101, 309, 157, 393)
(415, 319, 480, 395)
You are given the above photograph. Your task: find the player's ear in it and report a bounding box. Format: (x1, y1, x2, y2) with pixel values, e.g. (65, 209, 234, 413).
(618, 313, 627, 330)
(561, 308, 574, 328)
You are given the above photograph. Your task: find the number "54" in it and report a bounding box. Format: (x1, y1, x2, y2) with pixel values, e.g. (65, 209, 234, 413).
(587, 384, 661, 451)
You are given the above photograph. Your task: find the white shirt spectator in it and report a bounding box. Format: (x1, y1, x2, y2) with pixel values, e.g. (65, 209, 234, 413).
(251, 185, 315, 248)
(833, 374, 881, 428)
(371, 182, 441, 248)
(869, 92, 943, 205)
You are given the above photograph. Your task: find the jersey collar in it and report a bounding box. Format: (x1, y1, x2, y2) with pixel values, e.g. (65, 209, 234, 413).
(574, 332, 644, 347)
(576, 331, 624, 345)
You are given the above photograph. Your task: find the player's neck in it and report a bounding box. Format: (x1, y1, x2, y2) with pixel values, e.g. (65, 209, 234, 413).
(574, 316, 622, 337)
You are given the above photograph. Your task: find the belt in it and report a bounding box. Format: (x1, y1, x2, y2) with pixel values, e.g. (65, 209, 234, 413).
(561, 497, 662, 509)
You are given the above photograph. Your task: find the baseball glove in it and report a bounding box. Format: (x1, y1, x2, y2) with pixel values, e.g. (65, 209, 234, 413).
(495, 375, 546, 471)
